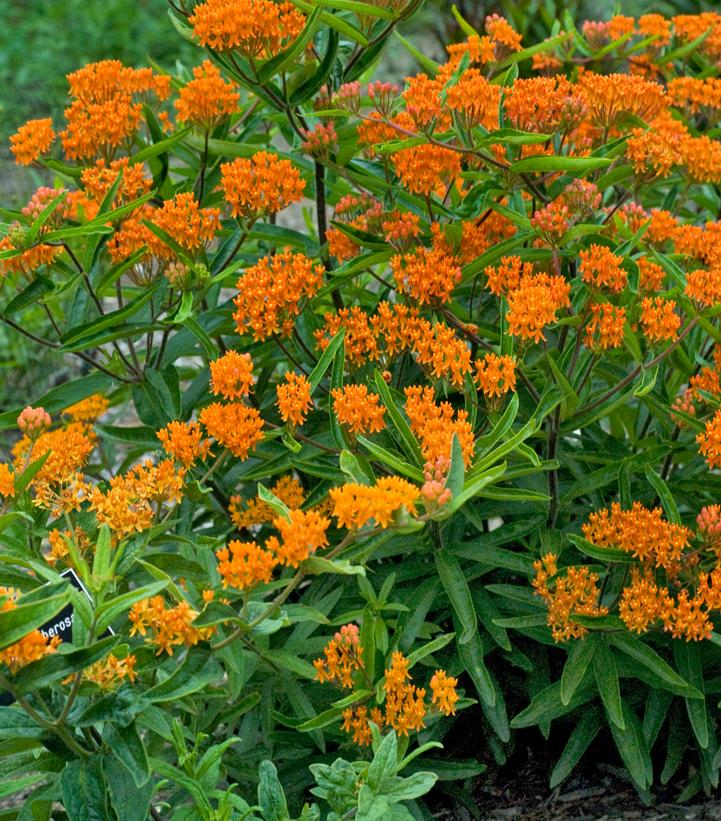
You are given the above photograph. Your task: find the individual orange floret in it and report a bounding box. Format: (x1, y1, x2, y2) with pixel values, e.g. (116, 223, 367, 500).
(175, 60, 240, 128)
(220, 151, 305, 219)
(62, 394, 109, 422)
(330, 477, 420, 530)
(83, 653, 137, 689)
(0, 587, 61, 673)
(532, 553, 608, 642)
(584, 302, 626, 351)
(685, 268, 721, 308)
(9, 118, 55, 165)
(474, 354, 516, 398)
(210, 351, 254, 399)
(276, 372, 313, 427)
(234, 250, 323, 339)
(266, 508, 330, 567)
(383, 651, 427, 736)
(579, 245, 627, 293)
(200, 402, 264, 460)
(445, 68, 500, 129)
(430, 670, 459, 715)
(189, 0, 305, 56)
(639, 296, 680, 342)
(392, 143, 462, 198)
(331, 384, 386, 435)
(637, 257, 665, 292)
(313, 623, 362, 688)
(0, 464, 15, 498)
(698, 408, 721, 469)
(484, 256, 535, 296)
(404, 385, 475, 468)
(129, 596, 214, 655)
(582, 501, 691, 571)
(391, 246, 462, 305)
(157, 421, 212, 467)
(215, 539, 277, 589)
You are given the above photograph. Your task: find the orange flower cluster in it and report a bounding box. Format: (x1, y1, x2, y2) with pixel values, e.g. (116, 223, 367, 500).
(265, 508, 330, 567)
(579, 245, 627, 293)
(233, 250, 324, 339)
(430, 669, 459, 715)
(532, 554, 609, 642)
(637, 258, 665, 292)
(176, 60, 240, 128)
(485, 256, 535, 296)
(46, 527, 89, 566)
(473, 354, 516, 399)
(585, 303, 626, 350)
(506, 271, 571, 343)
(189, 0, 305, 57)
(330, 477, 420, 530)
(0, 464, 16, 498)
(220, 152, 305, 219)
(63, 394, 109, 422)
(83, 653, 137, 689)
(405, 385, 475, 469)
(229, 475, 305, 529)
(210, 350, 254, 399)
(0, 226, 62, 277)
(685, 268, 721, 307)
(157, 421, 212, 467)
(0, 587, 62, 672)
(698, 409, 721, 469)
(129, 596, 214, 655)
(391, 246, 462, 305)
(576, 72, 666, 128)
(276, 372, 313, 426)
(331, 384, 386, 435)
(199, 402, 264, 460)
(639, 296, 680, 342)
(89, 459, 185, 537)
(216, 539, 277, 589)
(80, 157, 152, 210)
(313, 623, 362, 688)
(582, 502, 691, 572)
(9, 118, 56, 165)
(503, 76, 581, 133)
(392, 143, 461, 197)
(445, 68, 500, 129)
(60, 60, 169, 160)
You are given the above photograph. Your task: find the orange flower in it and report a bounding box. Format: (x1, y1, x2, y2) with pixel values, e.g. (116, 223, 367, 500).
(276, 372, 313, 426)
(383, 651, 427, 736)
(0, 587, 61, 672)
(473, 354, 516, 398)
(391, 246, 461, 305)
(506, 276, 569, 343)
(331, 384, 386, 435)
(13, 422, 95, 494)
(315, 306, 379, 366)
(503, 76, 580, 133)
(189, 0, 305, 57)
(0, 229, 61, 277)
(220, 152, 305, 219)
(63, 394, 109, 422)
(229, 475, 305, 528)
(637, 257, 665, 292)
(157, 421, 212, 467)
(411, 322, 472, 387)
(576, 72, 667, 128)
(83, 653, 137, 689)
(579, 245, 627, 293)
(210, 351, 254, 399)
(619, 568, 669, 635)
(392, 143, 462, 198)
(314, 623, 362, 688)
(405, 385, 475, 469)
(330, 477, 420, 530)
(430, 670, 459, 715)
(266, 508, 330, 567)
(685, 268, 721, 307)
(698, 408, 721, 469)
(485, 256, 535, 296)
(129, 596, 214, 655)
(200, 402, 264, 459)
(9, 118, 55, 165)
(584, 303, 626, 350)
(639, 296, 680, 342)
(234, 250, 324, 339)
(175, 60, 240, 128)
(81, 157, 152, 208)
(0, 464, 15, 498)
(445, 68, 500, 129)
(216, 539, 277, 589)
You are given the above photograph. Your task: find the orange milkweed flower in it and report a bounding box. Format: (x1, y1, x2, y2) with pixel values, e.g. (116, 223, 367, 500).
(330, 477, 420, 530)
(502, 76, 581, 133)
(698, 408, 721, 469)
(579, 244, 627, 293)
(266, 508, 330, 567)
(506, 277, 568, 343)
(229, 475, 305, 528)
(685, 268, 721, 307)
(189, 0, 305, 57)
(430, 670, 459, 715)
(82, 653, 137, 689)
(276, 372, 313, 427)
(216, 539, 277, 589)
(13, 422, 95, 493)
(313, 623, 362, 688)
(331, 384, 386, 435)
(175, 60, 240, 128)
(17, 405, 51, 437)
(0, 587, 61, 672)
(584, 303, 626, 351)
(618, 568, 668, 635)
(62, 394, 109, 422)
(233, 250, 323, 339)
(157, 421, 212, 467)
(80, 157, 152, 208)
(391, 246, 461, 305)
(637, 258, 665, 292)
(9, 118, 55, 165)
(639, 296, 680, 342)
(445, 68, 500, 129)
(220, 151, 305, 219)
(0, 464, 15, 498)
(200, 402, 264, 460)
(638, 13, 672, 46)
(484, 256, 535, 296)
(210, 351, 254, 399)
(404, 385, 475, 469)
(0, 228, 61, 277)
(315, 306, 379, 366)
(392, 143, 462, 198)
(402, 73, 445, 129)
(383, 651, 427, 736)
(474, 354, 516, 398)
(129, 596, 214, 655)
(408, 321, 472, 388)
(576, 72, 667, 129)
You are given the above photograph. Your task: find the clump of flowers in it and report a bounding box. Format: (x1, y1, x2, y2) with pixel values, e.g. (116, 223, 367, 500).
(129, 596, 215, 655)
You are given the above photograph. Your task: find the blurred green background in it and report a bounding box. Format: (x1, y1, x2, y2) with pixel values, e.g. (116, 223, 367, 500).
(0, 0, 713, 411)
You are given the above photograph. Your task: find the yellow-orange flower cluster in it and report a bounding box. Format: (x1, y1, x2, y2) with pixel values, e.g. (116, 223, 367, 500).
(331, 384, 386, 435)
(175, 60, 240, 128)
(216, 539, 277, 589)
(276, 372, 313, 427)
(157, 421, 212, 467)
(405, 385, 474, 469)
(473, 354, 516, 398)
(330, 477, 420, 530)
(220, 152, 305, 219)
(210, 351, 254, 399)
(129, 596, 214, 655)
(0, 587, 61, 673)
(9, 118, 55, 165)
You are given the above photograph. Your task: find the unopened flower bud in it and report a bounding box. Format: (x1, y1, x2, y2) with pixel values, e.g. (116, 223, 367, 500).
(17, 405, 51, 437)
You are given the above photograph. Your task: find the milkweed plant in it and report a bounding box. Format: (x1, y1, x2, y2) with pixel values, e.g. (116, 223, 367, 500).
(4, 2, 721, 817)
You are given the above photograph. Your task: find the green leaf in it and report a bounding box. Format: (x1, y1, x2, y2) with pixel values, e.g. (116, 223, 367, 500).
(393, 30, 439, 75)
(95, 581, 168, 635)
(257, 760, 289, 821)
(308, 330, 345, 392)
(435, 550, 476, 645)
(643, 466, 680, 524)
(593, 641, 624, 730)
(356, 436, 424, 483)
(456, 625, 495, 708)
(609, 702, 652, 790)
(372, 370, 423, 466)
(560, 639, 596, 706)
(304, 557, 366, 576)
(674, 642, 708, 750)
(145, 650, 221, 703)
(567, 533, 632, 564)
(510, 155, 613, 174)
(368, 731, 398, 790)
(60, 758, 109, 821)
(0, 587, 71, 652)
(550, 708, 602, 789)
(609, 635, 698, 696)
(103, 723, 149, 787)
